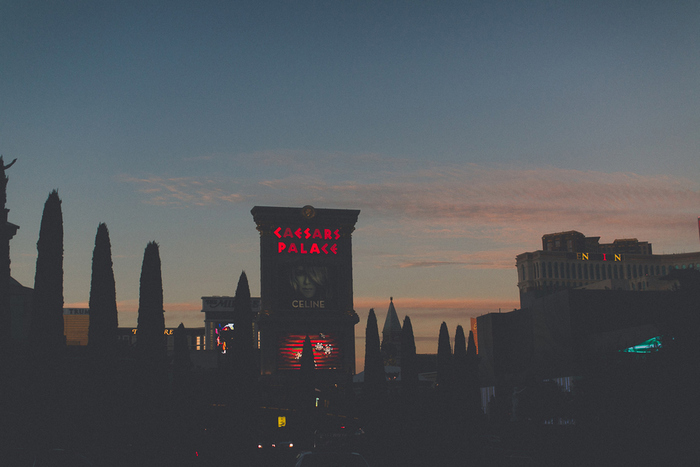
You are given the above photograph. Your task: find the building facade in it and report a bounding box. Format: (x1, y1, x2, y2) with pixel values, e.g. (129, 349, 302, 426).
(516, 230, 700, 308)
(251, 205, 360, 379)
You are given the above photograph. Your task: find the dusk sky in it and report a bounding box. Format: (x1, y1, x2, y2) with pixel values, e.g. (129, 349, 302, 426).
(2, 0, 699, 370)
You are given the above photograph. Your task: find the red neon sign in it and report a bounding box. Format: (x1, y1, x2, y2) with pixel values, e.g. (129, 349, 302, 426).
(274, 227, 340, 240)
(275, 226, 340, 255)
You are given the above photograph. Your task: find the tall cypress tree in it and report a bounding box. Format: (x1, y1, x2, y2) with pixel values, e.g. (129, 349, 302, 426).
(88, 223, 118, 357)
(299, 334, 316, 410)
(453, 325, 467, 385)
(136, 241, 164, 357)
(453, 325, 469, 414)
(300, 334, 315, 375)
(436, 322, 452, 391)
(465, 330, 481, 416)
(0, 157, 16, 345)
(172, 322, 190, 394)
(31, 190, 64, 351)
(233, 270, 254, 377)
(400, 315, 418, 394)
(363, 308, 385, 399)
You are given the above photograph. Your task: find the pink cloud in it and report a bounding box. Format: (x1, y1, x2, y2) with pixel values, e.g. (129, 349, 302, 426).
(123, 162, 699, 242)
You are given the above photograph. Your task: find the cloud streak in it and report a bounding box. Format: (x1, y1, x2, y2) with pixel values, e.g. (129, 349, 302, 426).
(123, 156, 700, 258)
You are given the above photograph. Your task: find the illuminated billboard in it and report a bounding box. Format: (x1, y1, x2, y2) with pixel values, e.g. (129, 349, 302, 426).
(252, 205, 359, 315)
(277, 333, 343, 370)
(281, 264, 336, 310)
(251, 205, 360, 376)
(215, 322, 235, 354)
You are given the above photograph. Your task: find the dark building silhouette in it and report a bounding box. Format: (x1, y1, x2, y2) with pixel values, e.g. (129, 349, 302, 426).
(200, 295, 261, 353)
(477, 229, 700, 414)
(516, 230, 700, 308)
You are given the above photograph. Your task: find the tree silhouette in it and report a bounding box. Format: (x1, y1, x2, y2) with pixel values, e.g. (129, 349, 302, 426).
(0, 156, 16, 345)
(436, 322, 452, 391)
(363, 308, 386, 400)
(31, 190, 64, 352)
(453, 325, 468, 396)
(88, 223, 118, 358)
(299, 334, 316, 410)
(465, 330, 481, 416)
(233, 271, 255, 378)
(136, 241, 164, 357)
(172, 322, 191, 395)
(400, 315, 418, 395)
(300, 334, 315, 375)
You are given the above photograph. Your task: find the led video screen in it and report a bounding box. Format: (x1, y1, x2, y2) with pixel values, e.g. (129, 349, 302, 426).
(277, 332, 343, 370)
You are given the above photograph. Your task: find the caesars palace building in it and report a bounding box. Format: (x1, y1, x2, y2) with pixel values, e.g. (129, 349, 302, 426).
(516, 230, 700, 307)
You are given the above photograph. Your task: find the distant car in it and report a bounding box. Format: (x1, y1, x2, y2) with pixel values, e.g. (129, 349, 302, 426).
(257, 440, 295, 450)
(294, 450, 370, 467)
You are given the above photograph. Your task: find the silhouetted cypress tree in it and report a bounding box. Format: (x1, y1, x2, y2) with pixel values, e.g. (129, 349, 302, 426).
(363, 309, 385, 398)
(172, 322, 190, 394)
(465, 330, 481, 414)
(31, 190, 64, 351)
(400, 315, 418, 395)
(173, 323, 188, 366)
(300, 334, 315, 375)
(136, 241, 164, 357)
(436, 322, 452, 391)
(299, 334, 316, 410)
(453, 325, 467, 392)
(88, 223, 118, 357)
(0, 157, 16, 345)
(233, 270, 255, 378)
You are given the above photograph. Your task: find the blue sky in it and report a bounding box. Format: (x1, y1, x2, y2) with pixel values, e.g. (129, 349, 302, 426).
(2, 0, 699, 368)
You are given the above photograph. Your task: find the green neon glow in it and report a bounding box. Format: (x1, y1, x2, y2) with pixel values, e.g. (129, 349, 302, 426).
(621, 336, 663, 354)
